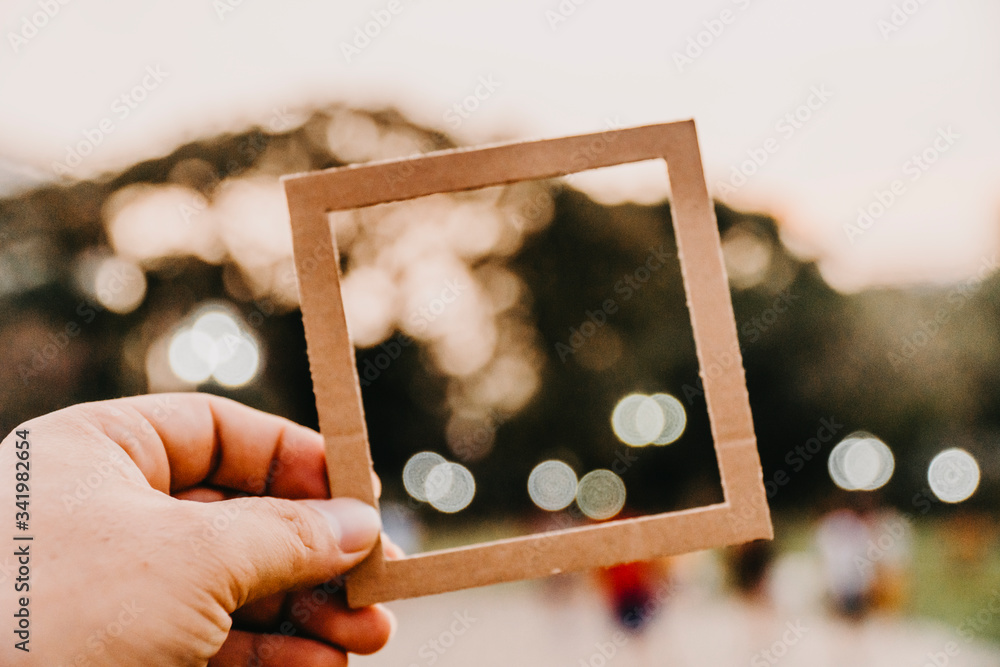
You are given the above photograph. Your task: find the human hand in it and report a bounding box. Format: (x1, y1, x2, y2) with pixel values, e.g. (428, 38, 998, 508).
(0, 393, 396, 666)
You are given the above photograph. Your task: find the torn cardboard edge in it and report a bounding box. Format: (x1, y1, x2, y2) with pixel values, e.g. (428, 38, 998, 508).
(282, 120, 772, 608)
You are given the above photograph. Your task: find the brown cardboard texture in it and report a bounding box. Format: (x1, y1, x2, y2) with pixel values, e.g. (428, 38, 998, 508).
(282, 120, 773, 608)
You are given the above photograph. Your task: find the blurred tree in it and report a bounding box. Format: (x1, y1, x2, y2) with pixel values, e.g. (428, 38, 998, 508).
(1, 106, 997, 522)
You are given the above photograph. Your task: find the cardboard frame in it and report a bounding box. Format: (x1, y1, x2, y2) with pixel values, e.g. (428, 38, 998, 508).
(282, 120, 772, 607)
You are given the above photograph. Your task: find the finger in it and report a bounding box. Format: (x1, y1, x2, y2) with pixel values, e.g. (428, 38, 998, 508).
(174, 487, 231, 503)
(76, 393, 332, 498)
(175, 486, 277, 503)
(198, 496, 380, 611)
(287, 590, 395, 655)
(210, 630, 347, 667)
(382, 533, 406, 560)
(231, 591, 287, 631)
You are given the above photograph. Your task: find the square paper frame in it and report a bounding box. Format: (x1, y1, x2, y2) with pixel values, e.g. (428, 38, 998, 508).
(282, 120, 772, 608)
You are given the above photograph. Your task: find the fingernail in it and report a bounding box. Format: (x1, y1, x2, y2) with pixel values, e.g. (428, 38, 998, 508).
(304, 498, 381, 554)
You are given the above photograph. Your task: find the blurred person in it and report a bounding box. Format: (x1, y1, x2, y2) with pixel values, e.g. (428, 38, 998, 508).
(728, 539, 775, 606)
(767, 550, 826, 616)
(590, 508, 671, 635)
(815, 507, 874, 619)
(596, 558, 671, 667)
(598, 558, 671, 634)
(863, 506, 912, 615)
(0, 393, 400, 666)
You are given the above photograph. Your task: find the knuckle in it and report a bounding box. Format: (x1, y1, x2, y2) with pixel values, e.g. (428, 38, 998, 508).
(260, 497, 327, 559)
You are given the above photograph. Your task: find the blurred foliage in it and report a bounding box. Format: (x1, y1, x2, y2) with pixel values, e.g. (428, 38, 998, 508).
(1, 106, 999, 524)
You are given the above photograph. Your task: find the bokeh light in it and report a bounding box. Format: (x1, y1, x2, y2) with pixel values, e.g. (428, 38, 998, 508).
(575, 469, 626, 521)
(650, 393, 687, 445)
(5, 10, 1000, 658)
(90, 112, 557, 442)
(612, 392, 687, 447)
(402, 452, 447, 503)
(527, 460, 578, 511)
(167, 330, 214, 383)
(425, 462, 476, 514)
(827, 433, 895, 491)
(340, 265, 397, 348)
(612, 394, 663, 447)
(928, 448, 980, 503)
(73, 251, 148, 314)
(92, 255, 147, 314)
(104, 183, 224, 265)
(165, 306, 261, 388)
(722, 227, 773, 290)
(404, 453, 476, 512)
(211, 334, 261, 387)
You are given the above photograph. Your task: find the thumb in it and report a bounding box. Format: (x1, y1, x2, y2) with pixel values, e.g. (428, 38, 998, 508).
(198, 496, 381, 611)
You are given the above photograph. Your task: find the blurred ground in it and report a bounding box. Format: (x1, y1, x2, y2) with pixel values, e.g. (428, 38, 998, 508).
(358, 564, 1000, 667)
(357, 515, 1000, 666)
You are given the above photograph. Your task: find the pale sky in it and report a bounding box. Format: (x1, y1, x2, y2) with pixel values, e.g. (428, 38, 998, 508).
(1, 0, 998, 292)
